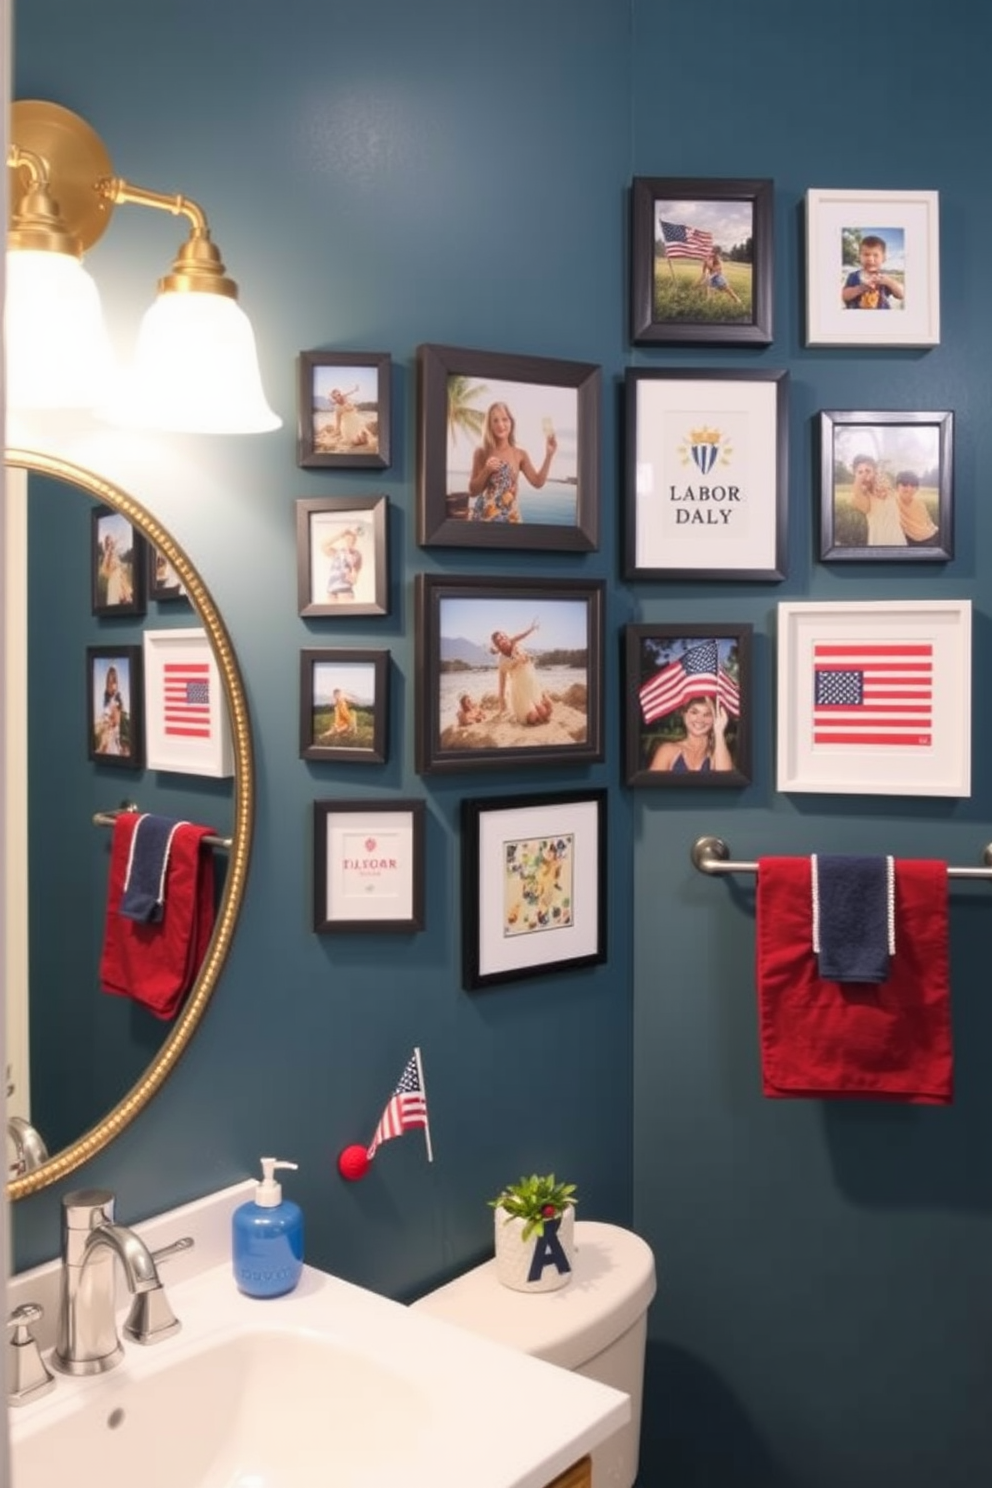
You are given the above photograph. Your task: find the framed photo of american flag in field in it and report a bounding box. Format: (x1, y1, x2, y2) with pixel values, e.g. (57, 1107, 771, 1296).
(776, 600, 971, 798)
(630, 176, 774, 346)
(143, 628, 234, 778)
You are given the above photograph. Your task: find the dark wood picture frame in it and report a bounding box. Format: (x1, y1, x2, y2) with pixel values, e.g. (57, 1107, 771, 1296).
(624, 367, 788, 582)
(461, 788, 607, 990)
(86, 644, 143, 768)
(624, 623, 752, 788)
(630, 176, 774, 346)
(295, 496, 388, 618)
(819, 409, 953, 562)
(296, 350, 391, 469)
(416, 342, 601, 552)
(313, 798, 425, 934)
(300, 648, 389, 764)
(91, 505, 146, 617)
(414, 573, 605, 775)
(148, 544, 188, 602)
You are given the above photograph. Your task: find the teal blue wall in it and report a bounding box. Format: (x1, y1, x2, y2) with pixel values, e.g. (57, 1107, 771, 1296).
(12, 3, 992, 1486)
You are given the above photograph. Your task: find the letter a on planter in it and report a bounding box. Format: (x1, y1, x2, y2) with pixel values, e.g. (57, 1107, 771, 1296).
(527, 1217, 571, 1283)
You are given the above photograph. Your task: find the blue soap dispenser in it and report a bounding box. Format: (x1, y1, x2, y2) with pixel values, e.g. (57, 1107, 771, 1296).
(232, 1157, 304, 1298)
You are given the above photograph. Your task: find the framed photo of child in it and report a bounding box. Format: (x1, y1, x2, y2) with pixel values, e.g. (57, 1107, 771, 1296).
(630, 176, 774, 347)
(819, 410, 954, 562)
(805, 189, 940, 347)
(299, 648, 389, 764)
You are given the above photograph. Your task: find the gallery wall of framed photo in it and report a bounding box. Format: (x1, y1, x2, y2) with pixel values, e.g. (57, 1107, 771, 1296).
(284, 171, 964, 978)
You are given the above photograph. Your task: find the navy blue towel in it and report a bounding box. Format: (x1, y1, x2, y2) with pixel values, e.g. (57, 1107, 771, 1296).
(811, 854, 894, 984)
(119, 815, 186, 924)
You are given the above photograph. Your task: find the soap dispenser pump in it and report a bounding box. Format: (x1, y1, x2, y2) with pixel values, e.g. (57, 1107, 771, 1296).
(232, 1158, 304, 1298)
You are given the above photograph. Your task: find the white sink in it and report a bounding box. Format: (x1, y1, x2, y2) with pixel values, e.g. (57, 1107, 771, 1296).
(8, 1183, 629, 1488)
(13, 1322, 428, 1488)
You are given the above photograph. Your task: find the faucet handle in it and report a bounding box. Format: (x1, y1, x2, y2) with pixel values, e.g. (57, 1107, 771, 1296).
(123, 1235, 194, 1346)
(7, 1302, 56, 1405)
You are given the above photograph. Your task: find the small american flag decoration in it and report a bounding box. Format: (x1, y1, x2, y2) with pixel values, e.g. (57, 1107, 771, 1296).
(143, 628, 234, 778)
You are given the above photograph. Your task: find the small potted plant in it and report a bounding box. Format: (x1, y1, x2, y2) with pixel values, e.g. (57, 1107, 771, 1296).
(489, 1173, 578, 1293)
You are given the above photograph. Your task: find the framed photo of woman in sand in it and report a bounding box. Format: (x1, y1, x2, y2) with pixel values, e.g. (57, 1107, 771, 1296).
(461, 789, 607, 990)
(414, 574, 604, 775)
(416, 343, 601, 552)
(297, 351, 391, 468)
(87, 644, 143, 768)
(624, 623, 752, 788)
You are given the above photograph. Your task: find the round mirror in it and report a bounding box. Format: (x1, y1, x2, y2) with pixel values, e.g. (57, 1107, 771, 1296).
(4, 449, 254, 1200)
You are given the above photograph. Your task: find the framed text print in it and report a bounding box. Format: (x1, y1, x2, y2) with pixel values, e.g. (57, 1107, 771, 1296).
(624, 368, 788, 581)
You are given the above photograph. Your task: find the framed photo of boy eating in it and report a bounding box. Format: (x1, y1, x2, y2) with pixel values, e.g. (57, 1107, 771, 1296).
(805, 188, 940, 347)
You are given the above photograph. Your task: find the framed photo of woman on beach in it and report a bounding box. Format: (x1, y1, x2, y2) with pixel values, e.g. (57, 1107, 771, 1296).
(300, 648, 389, 764)
(805, 189, 940, 348)
(91, 505, 146, 617)
(297, 351, 391, 468)
(630, 176, 774, 347)
(624, 624, 752, 788)
(624, 368, 788, 581)
(416, 343, 601, 552)
(414, 574, 605, 775)
(296, 496, 388, 618)
(461, 789, 607, 990)
(819, 409, 953, 562)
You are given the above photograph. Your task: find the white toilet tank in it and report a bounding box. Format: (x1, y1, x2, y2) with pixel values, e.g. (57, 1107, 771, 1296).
(412, 1221, 656, 1488)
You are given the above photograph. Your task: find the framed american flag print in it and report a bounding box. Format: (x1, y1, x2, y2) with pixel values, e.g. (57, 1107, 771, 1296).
(143, 628, 234, 778)
(776, 600, 971, 798)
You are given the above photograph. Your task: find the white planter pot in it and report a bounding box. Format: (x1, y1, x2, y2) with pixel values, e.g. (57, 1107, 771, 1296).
(493, 1204, 575, 1293)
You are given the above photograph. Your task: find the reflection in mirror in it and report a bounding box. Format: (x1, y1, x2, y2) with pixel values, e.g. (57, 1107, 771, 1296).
(4, 450, 254, 1201)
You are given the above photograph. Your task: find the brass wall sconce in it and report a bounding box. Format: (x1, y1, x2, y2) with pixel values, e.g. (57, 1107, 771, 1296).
(6, 100, 280, 434)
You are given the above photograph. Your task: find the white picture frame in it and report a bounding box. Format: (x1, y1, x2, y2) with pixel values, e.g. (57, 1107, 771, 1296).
(776, 600, 970, 798)
(143, 628, 234, 778)
(624, 368, 788, 581)
(805, 188, 940, 348)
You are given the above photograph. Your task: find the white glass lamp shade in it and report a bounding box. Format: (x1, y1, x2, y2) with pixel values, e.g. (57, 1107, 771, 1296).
(109, 289, 281, 434)
(5, 248, 116, 409)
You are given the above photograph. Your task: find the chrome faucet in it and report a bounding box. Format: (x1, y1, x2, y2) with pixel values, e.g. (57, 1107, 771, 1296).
(7, 1115, 49, 1176)
(51, 1188, 164, 1376)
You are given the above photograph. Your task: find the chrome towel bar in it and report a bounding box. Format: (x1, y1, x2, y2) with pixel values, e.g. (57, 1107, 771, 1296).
(691, 836, 992, 882)
(93, 807, 231, 852)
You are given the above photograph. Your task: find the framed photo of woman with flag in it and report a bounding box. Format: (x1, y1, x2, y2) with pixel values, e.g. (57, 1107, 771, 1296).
(630, 176, 774, 346)
(624, 623, 752, 787)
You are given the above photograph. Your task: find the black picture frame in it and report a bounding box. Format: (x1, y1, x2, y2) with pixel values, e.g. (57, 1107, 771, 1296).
(630, 175, 774, 346)
(461, 789, 607, 991)
(416, 342, 601, 552)
(148, 544, 188, 602)
(414, 573, 604, 776)
(313, 799, 425, 934)
(624, 367, 788, 582)
(91, 505, 147, 617)
(300, 648, 389, 764)
(624, 623, 752, 788)
(295, 496, 388, 618)
(86, 644, 143, 768)
(818, 409, 954, 562)
(296, 350, 391, 469)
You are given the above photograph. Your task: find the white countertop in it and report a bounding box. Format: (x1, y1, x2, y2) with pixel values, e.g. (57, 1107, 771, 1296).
(8, 1182, 629, 1488)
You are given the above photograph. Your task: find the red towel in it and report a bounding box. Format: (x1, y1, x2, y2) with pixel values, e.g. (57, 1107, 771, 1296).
(100, 814, 217, 1020)
(756, 856, 952, 1104)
